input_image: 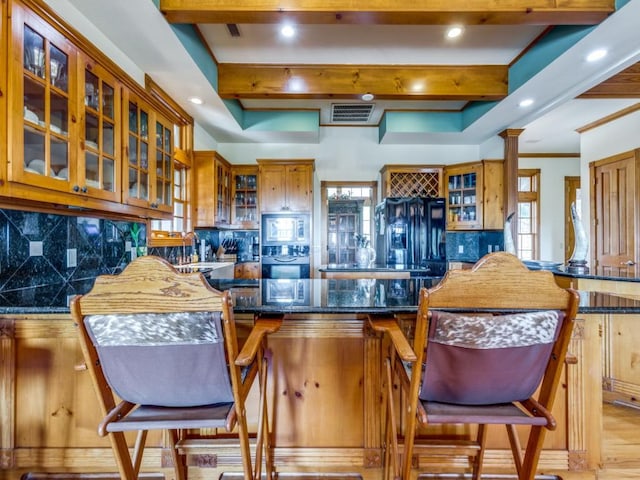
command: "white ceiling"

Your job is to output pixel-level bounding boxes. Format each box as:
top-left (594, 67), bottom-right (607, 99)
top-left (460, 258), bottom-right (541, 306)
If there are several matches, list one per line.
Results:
top-left (63, 0), bottom-right (640, 152)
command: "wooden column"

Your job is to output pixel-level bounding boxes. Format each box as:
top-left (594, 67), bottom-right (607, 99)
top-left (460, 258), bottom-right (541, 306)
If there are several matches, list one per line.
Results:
top-left (499, 129), bottom-right (523, 250)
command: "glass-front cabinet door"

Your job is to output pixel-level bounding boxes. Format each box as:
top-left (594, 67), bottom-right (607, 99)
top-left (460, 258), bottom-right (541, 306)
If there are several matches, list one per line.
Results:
top-left (231, 165), bottom-right (258, 226)
top-left (153, 114), bottom-right (174, 214)
top-left (10, 7), bottom-right (77, 192)
top-left (79, 57), bottom-right (121, 202)
top-left (444, 162), bottom-right (483, 230)
top-left (123, 91), bottom-right (151, 209)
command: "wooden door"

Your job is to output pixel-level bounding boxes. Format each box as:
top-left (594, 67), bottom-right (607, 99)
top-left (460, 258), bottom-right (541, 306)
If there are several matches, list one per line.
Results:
top-left (591, 150), bottom-right (639, 275)
top-left (259, 164), bottom-right (286, 212)
top-left (564, 176), bottom-right (581, 263)
top-left (285, 164), bottom-right (312, 212)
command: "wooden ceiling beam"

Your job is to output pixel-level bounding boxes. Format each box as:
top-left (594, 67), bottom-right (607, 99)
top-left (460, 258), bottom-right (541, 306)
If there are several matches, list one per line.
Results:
top-left (217, 64), bottom-right (508, 101)
top-left (160, 0), bottom-right (613, 25)
top-left (579, 63), bottom-right (640, 98)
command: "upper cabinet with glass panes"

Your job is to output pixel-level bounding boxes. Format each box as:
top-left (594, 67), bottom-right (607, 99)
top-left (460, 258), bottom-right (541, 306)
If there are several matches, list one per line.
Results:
top-left (79, 56), bottom-right (122, 202)
top-left (9, 6), bottom-right (77, 192)
top-left (443, 160), bottom-right (504, 231)
top-left (4, 0), bottom-right (189, 219)
top-left (122, 89), bottom-right (173, 214)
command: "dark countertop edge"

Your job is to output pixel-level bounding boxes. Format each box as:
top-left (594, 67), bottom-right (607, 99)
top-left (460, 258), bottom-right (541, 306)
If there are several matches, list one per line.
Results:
top-left (3, 305), bottom-right (639, 315)
top-left (552, 270), bottom-right (640, 282)
top-left (320, 264), bottom-right (640, 283)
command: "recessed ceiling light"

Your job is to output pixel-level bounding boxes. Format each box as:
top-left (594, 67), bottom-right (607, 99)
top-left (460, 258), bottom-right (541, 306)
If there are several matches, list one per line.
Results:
top-left (446, 26), bottom-right (464, 39)
top-left (188, 97), bottom-right (203, 105)
top-left (361, 93), bottom-right (374, 101)
top-left (288, 77), bottom-right (305, 92)
top-left (519, 98), bottom-right (534, 108)
top-left (281, 25), bottom-right (296, 37)
top-left (586, 48), bottom-right (607, 62)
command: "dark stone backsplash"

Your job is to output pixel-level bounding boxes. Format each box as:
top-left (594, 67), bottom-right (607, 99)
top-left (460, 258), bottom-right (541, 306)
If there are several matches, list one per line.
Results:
top-left (0, 208), bottom-right (149, 308)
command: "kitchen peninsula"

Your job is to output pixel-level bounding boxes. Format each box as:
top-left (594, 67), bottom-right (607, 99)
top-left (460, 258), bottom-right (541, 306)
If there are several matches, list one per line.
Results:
top-left (0, 266), bottom-right (631, 480)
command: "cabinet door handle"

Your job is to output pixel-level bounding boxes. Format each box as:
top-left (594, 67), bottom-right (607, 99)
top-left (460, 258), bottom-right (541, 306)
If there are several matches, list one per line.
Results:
top-left (72, 185), bottom-right (80, 192)
top-left (81, 186), bottom-right (88, 193)
top-left (621, 260), bottom-right (636, 266)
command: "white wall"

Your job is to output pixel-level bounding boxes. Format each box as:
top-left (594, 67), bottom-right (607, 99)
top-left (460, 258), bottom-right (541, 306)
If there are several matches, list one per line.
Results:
top-left (219, 127), bottom-right (484, 268)
top-left (519, 157), bottom-right (580, 262)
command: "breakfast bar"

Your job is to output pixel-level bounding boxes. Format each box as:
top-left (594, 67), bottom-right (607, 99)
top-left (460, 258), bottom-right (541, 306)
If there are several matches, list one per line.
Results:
top-left (1, 267), bottom-right (632, 480)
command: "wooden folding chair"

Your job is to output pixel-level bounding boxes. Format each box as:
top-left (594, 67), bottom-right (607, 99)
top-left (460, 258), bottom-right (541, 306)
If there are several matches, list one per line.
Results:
top-left (370, 252), bottom-right (579, 480)
top-left (71, 255), bottom-right (282, 480)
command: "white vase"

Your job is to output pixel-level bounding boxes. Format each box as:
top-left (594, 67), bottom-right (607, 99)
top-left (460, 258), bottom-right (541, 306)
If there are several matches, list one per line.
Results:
top-left (356, 247), bottom-right (376, 268)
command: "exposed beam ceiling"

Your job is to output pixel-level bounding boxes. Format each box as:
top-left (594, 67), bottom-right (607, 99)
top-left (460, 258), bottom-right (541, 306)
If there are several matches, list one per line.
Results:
top-left (160, 0), bottom-right (613, 25)
top-left (217, 64), bottom-right (508, 101)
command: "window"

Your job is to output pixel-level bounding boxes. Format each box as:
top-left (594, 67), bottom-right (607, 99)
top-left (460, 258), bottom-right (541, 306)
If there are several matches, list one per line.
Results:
top-left (144, 75), bottom-right (194, 246)
top-left (517, 169), bottom-right (540, 260)
top-left (149, 153), bottom-right (191, 240)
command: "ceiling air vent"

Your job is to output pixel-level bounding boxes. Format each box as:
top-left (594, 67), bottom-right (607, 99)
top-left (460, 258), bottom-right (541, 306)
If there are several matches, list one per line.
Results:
top-left (331, 103), bottom-right (374, 123)
top-left (226, 24), bottom-right (241, 37)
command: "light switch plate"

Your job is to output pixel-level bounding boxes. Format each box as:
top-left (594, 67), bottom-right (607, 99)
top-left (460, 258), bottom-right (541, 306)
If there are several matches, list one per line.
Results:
top-left (67, 248), bottom-right (77, 268)
top-left (458, 245), bottom-right (464, 254)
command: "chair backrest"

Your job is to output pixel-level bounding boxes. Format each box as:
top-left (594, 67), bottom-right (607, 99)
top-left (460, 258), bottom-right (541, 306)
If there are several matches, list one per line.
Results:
top-left (84, 311), bottom-right (233, 407)
top-left (421, 309), bottom-right (564, 404)
top-left (72, 256), bottom-right (237, 408)
top-left (412, 252), bottom-right (579, 406)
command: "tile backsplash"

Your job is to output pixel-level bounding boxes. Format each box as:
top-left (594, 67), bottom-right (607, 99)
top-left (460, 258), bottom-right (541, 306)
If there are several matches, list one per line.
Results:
top-left (0, 208), bottom-right (146, 307)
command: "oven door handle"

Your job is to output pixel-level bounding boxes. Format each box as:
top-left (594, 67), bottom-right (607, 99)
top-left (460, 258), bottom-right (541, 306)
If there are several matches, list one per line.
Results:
top-left (273, 256), bottom-right (299, 263)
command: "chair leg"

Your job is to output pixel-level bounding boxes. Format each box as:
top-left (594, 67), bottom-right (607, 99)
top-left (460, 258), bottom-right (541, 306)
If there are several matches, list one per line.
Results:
top-left (167, 429), bottom-right (187, 480)
top-left (109, 431), bottom-right (137, 480)
top-left (506, 424), bottom-right (524, 478)
top-left (471, 424), bottom-right (488, 480)
top-left (384, 357), bottom-right (401, 480)
top-left (132, 430), bottom-right (148, 477)
top-left (520, 425), bottom-right (548, 480)
top-left (255, 354), bottom-right (270, 480)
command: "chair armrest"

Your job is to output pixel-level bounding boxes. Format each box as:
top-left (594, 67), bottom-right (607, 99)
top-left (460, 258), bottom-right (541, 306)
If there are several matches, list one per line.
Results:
top-left (236, 314), bottom-right (283, 366)
top-left (368, 314), bottom-right (417, 362)
top-left (98, 401), bottom-right (136, 436)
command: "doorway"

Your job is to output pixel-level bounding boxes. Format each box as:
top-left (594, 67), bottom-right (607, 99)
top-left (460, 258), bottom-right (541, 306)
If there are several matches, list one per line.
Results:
top-left (320, 181), bottom-right (377, 266)
top-left (591, 149), bottom-right (640, 275)
top-left (564, 176), bottom-right (581, 263)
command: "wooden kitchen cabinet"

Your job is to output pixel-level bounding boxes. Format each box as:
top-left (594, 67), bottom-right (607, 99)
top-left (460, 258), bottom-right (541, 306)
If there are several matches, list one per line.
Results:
top-left (8, 4), bottom-right (79, 194)
top-left (380, 164), bottom-right (443, 198)
top-left (121, 89), bottom-right (173, 214)
top-left (444, 160), bottom-right (503, 230)
top-left (258, 159), bottom-right (314, 213)
top-left (3, 0), bottom-right (183, 219)
top-left (234, 261), bottom-right (260, 279)
top-left (231, 165), bottom-right (259, 227)
top-left (194, 150), bottom-right (232, 227)
top-left (78, 55), bottom-right (122, 203)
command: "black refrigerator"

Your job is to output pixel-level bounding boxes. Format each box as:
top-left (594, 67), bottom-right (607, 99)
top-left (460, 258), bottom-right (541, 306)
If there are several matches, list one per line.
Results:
top-left (374, 197), bottom-right (446, 274)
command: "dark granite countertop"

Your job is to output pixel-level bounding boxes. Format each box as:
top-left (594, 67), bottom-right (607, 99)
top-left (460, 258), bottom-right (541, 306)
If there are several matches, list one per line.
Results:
top-left (319, 263), bottom-right (445, 277)
top-left (553, 266), bottom-right (640, 283)
top-left (2, 277), bottom-right (640, 315)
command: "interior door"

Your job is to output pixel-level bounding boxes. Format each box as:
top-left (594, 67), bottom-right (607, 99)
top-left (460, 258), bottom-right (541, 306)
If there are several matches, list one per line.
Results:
top-left (592, 150), bottom-right (639, 275)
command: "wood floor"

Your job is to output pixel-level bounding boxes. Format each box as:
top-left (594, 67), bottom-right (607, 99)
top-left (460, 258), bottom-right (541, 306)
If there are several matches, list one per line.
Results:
top-left (597, 402), bottom-right (640, 479)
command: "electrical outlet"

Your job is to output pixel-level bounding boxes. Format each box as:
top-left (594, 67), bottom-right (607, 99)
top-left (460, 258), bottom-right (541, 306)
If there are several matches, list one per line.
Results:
top-left (66, 248), bottom-right (77, 268)
top-left (29, 241), bottom-right (43, 257)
